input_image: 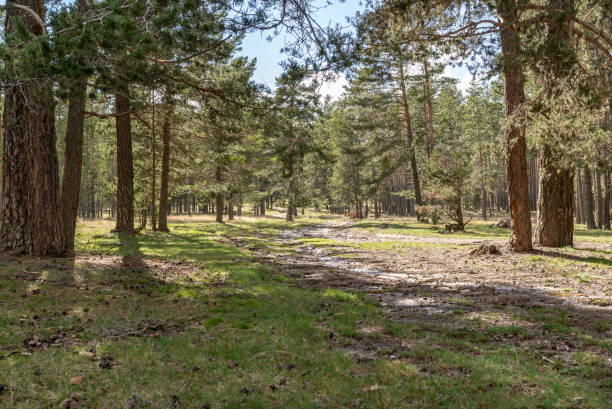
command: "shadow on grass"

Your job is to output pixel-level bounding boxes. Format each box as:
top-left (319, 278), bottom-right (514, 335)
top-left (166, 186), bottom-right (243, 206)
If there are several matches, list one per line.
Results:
top-left (533, 248), bottom-right (612, 267)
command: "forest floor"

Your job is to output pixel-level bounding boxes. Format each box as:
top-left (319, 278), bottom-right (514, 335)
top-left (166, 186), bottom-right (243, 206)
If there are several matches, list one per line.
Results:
top-left (0, 213), bottom-right (610, 408)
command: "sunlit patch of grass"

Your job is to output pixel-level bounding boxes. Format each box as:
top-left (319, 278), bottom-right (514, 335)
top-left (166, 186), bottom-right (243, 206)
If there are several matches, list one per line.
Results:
top-left (344, 240), bottom-right (458, 252)
top-left (323, 288), bottom-right (361, 303)
top-left (299, 237), bottom-right (338, 246)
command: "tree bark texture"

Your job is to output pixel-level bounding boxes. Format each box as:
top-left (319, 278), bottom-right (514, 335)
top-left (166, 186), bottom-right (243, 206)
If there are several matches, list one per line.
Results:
top-left (60, 78), bottom-right (87, 253)
top-left (497, 0), bottom-right (532, 251)
top-left (535, 147), bottom-right (574, 246)
top-left (114, 88), bottom-right (134, 232)
top-left (582, 166), bottom-right (596, 229)
top-left (59, 0), bottom-right (89, 253)
top-left (157, 83), bottom-right (172, 232)
top-left (1, 0), bottom-right (64, 256)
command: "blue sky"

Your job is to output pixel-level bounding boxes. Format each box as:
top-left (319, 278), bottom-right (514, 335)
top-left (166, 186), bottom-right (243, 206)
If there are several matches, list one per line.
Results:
top-left (238, 0), bottom-right (472, 99)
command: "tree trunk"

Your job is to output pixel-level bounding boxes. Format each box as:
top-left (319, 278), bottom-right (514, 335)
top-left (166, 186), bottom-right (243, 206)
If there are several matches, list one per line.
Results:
top-left (423, 56), bottom-right (435, 157)
top-left (1, 0), bottom-right (64, 256)
top-left (228, 193), bottom-right (234, 220)
top-left (158, 83), bottom-right (172, 232)
top-left (535, 147), bottom-right (574, 246)
top-left (60, 0), bottom-right (88, 253)
top-left (216, 195), bottom-right (223, 223)
top-left (456, 194), bottom-right (464, 230)
top-left (60, 79), bottom-right (87, 253)
top-left (286, 177), bottom-right (295, 222)
top-left (150, 93), bottom-right (157, 231)
top-left (594, 170), bottom-right (603, 228)
top-left (215, 166), bottom-right (223, 223)
top-left (114, 88), bottom-right (134, 233)
top-left (603, 170), bottom-right (610, 230)
top-left (582, 166), bottom-right (597, 229)
top-left (576, 168), bottom-right (584, 224)
top-left (398, 61), bottom-right (423, 206)
top-left (88, 129), bottom-right (95, 219)
top-left (497, 0), bottom-right (532, 251)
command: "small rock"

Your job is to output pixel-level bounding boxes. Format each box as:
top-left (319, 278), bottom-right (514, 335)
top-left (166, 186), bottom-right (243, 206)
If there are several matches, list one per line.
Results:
top-left (227, 360), bottom-right (238, 369)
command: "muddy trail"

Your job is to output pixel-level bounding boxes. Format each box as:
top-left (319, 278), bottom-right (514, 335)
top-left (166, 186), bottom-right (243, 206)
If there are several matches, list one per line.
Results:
top-left (234, 221), bottom-right (612, 364)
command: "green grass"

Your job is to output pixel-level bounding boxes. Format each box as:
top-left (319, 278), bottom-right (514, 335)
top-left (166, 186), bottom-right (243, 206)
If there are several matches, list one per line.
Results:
top-left (0, 217), bottom-right (610, 408)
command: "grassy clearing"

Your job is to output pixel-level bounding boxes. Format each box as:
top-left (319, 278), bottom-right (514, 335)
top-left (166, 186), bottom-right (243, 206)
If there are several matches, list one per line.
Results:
top-left (0, 216), bottom-right (610, 408)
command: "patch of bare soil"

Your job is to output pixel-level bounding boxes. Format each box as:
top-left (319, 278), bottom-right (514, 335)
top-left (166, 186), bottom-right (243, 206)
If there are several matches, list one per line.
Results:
top-left (246, 222), bottom-right (611, 366)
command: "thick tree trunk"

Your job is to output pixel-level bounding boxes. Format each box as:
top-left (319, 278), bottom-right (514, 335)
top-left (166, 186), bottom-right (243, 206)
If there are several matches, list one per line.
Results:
top-left (158, 83), bottom-right (172, 232)
top-left (114, 88), bottom-right (134, 233)
top-left (534, 0), bottom-right (575, 247)
top-left (497, 0), bottom-right (532, 251)
top-left (535, 147), bottom-right (574, 246)
top-left (60, 78), bottom-right (87, 253)
top-left (1, 0), bottom-right (63, 256)
top-left (1, 67), bottom-right (32, 253)
top-left (28, 85), bottom-right (65, 255)
top-left (582, 166), bottom-right (597, 229)
top-left (60, 0), bottom-right (88, 253)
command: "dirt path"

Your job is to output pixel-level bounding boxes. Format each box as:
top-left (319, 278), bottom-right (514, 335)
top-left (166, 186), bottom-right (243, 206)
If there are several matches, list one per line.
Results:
top-left (263, 222), bottom-right (609, 310)
top-left (240, 221), bottom-right (612, 353)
